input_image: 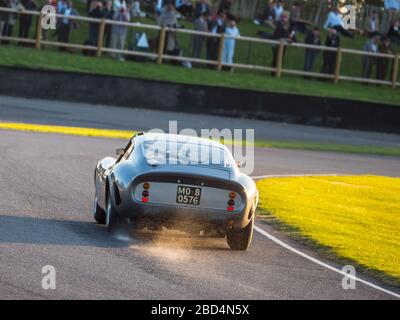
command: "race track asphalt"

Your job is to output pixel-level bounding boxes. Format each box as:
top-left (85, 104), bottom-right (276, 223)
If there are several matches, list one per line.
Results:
top-left (0, 96), bottom-right (399, 299)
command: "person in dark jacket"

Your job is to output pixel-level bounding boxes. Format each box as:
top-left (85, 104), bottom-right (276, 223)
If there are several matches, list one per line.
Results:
top-left (0, 0), bottom-right (9, 38)
top-left (321, 28), bottom-right (340, 75)
top-left (387, 19), bottom-right (400, 44)
top-left (218, 0), bottom-right (234, 19)
top-left (206, 10), bottom-right (226, 62)
top-left (102, 0), bottom-right (113, 48)
top-left (56, 0), bottom-right (79, 51)
top-left (88, 0), bottom-right (104, 45)
top-left (376, 36), bottom-right (393, 81)
top-left (194, 0), bottom-right (210, 19)
top-left (270, 12), bottom-right (295, 75)
top-left (18, 0), bottom-right (37, 41)
top-left (303, 27), bottom-right (321, 73)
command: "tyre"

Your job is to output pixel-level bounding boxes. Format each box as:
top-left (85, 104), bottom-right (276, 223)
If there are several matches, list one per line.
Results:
top-left (106, 192), bottom-right (121, 233)
top-left (93, 194), bottom-right (106, 224)
top-left (226, 217), bottom-right (254, 251)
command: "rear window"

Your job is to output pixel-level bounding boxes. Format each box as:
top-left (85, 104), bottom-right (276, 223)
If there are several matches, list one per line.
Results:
top-left (142, 140), bottom-right (233, 168)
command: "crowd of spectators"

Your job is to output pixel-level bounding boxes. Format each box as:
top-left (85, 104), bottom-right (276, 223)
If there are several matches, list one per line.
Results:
top-left (0, 0), bottom-right (399, 82)
top-left (255, 0), bottom-right (399, 81)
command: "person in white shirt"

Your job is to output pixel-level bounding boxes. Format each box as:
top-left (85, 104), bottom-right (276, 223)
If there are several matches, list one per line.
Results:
top-left (111, 3), bottom-right (130, 61)
top-left (382, 0), bottom-right (400, 33)
top-left (222, 18), bottom-right (239, 66)
top-left (364, 11), bottom-right (380, 36)
top-left (131, 1), bottom-right (146, 18)
top-left (272, 0), bottom-right (284, 22)
top-left (323, 7), bottom-right (353, 38)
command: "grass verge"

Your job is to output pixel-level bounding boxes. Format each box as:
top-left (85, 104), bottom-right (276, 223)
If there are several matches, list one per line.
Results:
top-left (256, 175), bottom-right (400, 286)
top-left (0, 45), bottom-right (400, 106)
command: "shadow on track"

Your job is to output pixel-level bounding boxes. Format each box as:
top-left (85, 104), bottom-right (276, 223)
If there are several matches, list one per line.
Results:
top-left (0, 214), bottom-right (230, 251)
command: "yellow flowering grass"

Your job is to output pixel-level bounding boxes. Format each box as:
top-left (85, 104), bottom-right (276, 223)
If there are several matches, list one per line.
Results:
top-left (256, 175), bottom-right (400, 286)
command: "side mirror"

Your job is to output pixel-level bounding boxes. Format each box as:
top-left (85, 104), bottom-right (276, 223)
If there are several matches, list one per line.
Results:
top-left (116, 148), bottom-right (125, 156)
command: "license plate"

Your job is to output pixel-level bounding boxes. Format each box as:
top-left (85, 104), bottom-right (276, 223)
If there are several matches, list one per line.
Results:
top-left (176, 185), bottom-right (201, 205)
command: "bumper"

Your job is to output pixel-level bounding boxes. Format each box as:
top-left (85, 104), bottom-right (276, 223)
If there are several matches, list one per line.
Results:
top-left (116, 200), bottom-right (252, 230)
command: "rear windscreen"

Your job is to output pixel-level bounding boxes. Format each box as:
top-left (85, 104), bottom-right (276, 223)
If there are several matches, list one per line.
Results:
top-left (142, 140), bottom-right (233, 168)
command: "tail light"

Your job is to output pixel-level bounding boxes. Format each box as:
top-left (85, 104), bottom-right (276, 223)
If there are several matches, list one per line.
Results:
top-left (141, 183), bottom-right (150, 203)
top-left (227, 192), bottom-right (236, 212)
top-left (143, 182), bottom-right (150, 190)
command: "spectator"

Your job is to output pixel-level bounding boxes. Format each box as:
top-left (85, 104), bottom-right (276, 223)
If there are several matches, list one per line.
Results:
top-left (191, 10), bottom-right (208, 58)
top-left (270, 11), bottom-right (295, 75)
top-left (388, 19), bottom-right (400, 44)
top-left (303, 26), bottom-right (321, 74)
top-left (323, 7), bottom-right (353, 38)
top-left (0, 0), bottom-right (9, 39)
top-left (18, 0), bottom-right (37, 40)
top-left (112, 0), bottom-right (125, 12)
top-left (377, 36), bottom-right (394, 80)
top-left (222, 18), bottom-right (239, 67)
top-left (2, 0), bottom-right (20, 44)
top-left (155, 0), bottom-right (164, 16)
top-left (321, 28), bottom-right (340, 75)
top-left (272, 0), bottom-right (284, 23)
top-left (159, 0), bottom-right (177, 27)
top-left (218, 0), bottom-right (232, 13)
top-left (361, 33), bottom-right (380, 79)
top-left (102, 0), bottom-right (114, 47)
top-left (110, 2), bottom-right (130, 60)
top-left (131, 1), bottom-right (146, 18)
top-left (194, 0), bottom-right (210, 19)
top-left (290, 1), bottom-right (307, 33)
top-left (88, 1), bottom-right (104, 45)
top-left (159, 0), bottom-right (179, 55)
top-left (381, 0), bottom-right (400, 34)
top-left (364, 10), bottom-right (380, 36)
top-left (206, 10), bottom-right (226, 62)
top-left (86, 0), bottom-right (93, 13)
top-left (56, 0), bottom-right (79, 51)
top-left (261, 0), bottom-right (274, 21)
top-left (57, 0), bottom-right (66, 12)
top-left (175, 0), bottom-right (192, 19)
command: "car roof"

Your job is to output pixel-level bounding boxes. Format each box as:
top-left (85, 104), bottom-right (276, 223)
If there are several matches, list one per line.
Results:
top-left (135, 132), bottom-right (229, 150)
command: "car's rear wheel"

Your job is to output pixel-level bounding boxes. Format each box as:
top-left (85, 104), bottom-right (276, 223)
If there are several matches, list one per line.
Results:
top-left (106, 193), bottom-right (122, 233)
top-left (93, 194), bottom-right (106, 224)
top-left (226, 217), bottom-right (254, 251)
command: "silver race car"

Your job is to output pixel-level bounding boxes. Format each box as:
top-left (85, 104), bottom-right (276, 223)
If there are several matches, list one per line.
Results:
top-left (93, 132), bottom-right (259, 250)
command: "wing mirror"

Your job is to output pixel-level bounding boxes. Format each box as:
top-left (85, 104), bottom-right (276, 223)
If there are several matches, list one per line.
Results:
top-left (116, 148), bottom-right (125, 156)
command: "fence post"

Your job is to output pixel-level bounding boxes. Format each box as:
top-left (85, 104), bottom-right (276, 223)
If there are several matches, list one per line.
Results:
top-left (334, 47), bottom-right (342, 84)
top-left (157, 27), bottom-right (166, 64)
top-left (275, 40), bottom-right (285, 78)
top-left (217, 33), bottom-right (225, 71)
top-left (35, 11), bottom-right (43, 49)
top-left (96, 18), bottom-right (106, 57)
top-left (391, 53), bottom-right (399, 88)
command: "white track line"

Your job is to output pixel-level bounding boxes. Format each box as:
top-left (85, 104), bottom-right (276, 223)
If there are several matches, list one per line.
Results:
top-left (254, 225), bottom-right (400, 299)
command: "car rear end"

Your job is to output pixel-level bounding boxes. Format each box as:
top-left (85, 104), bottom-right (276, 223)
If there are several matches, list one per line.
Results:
top-left (117, 171), bottom-right (253, 233)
